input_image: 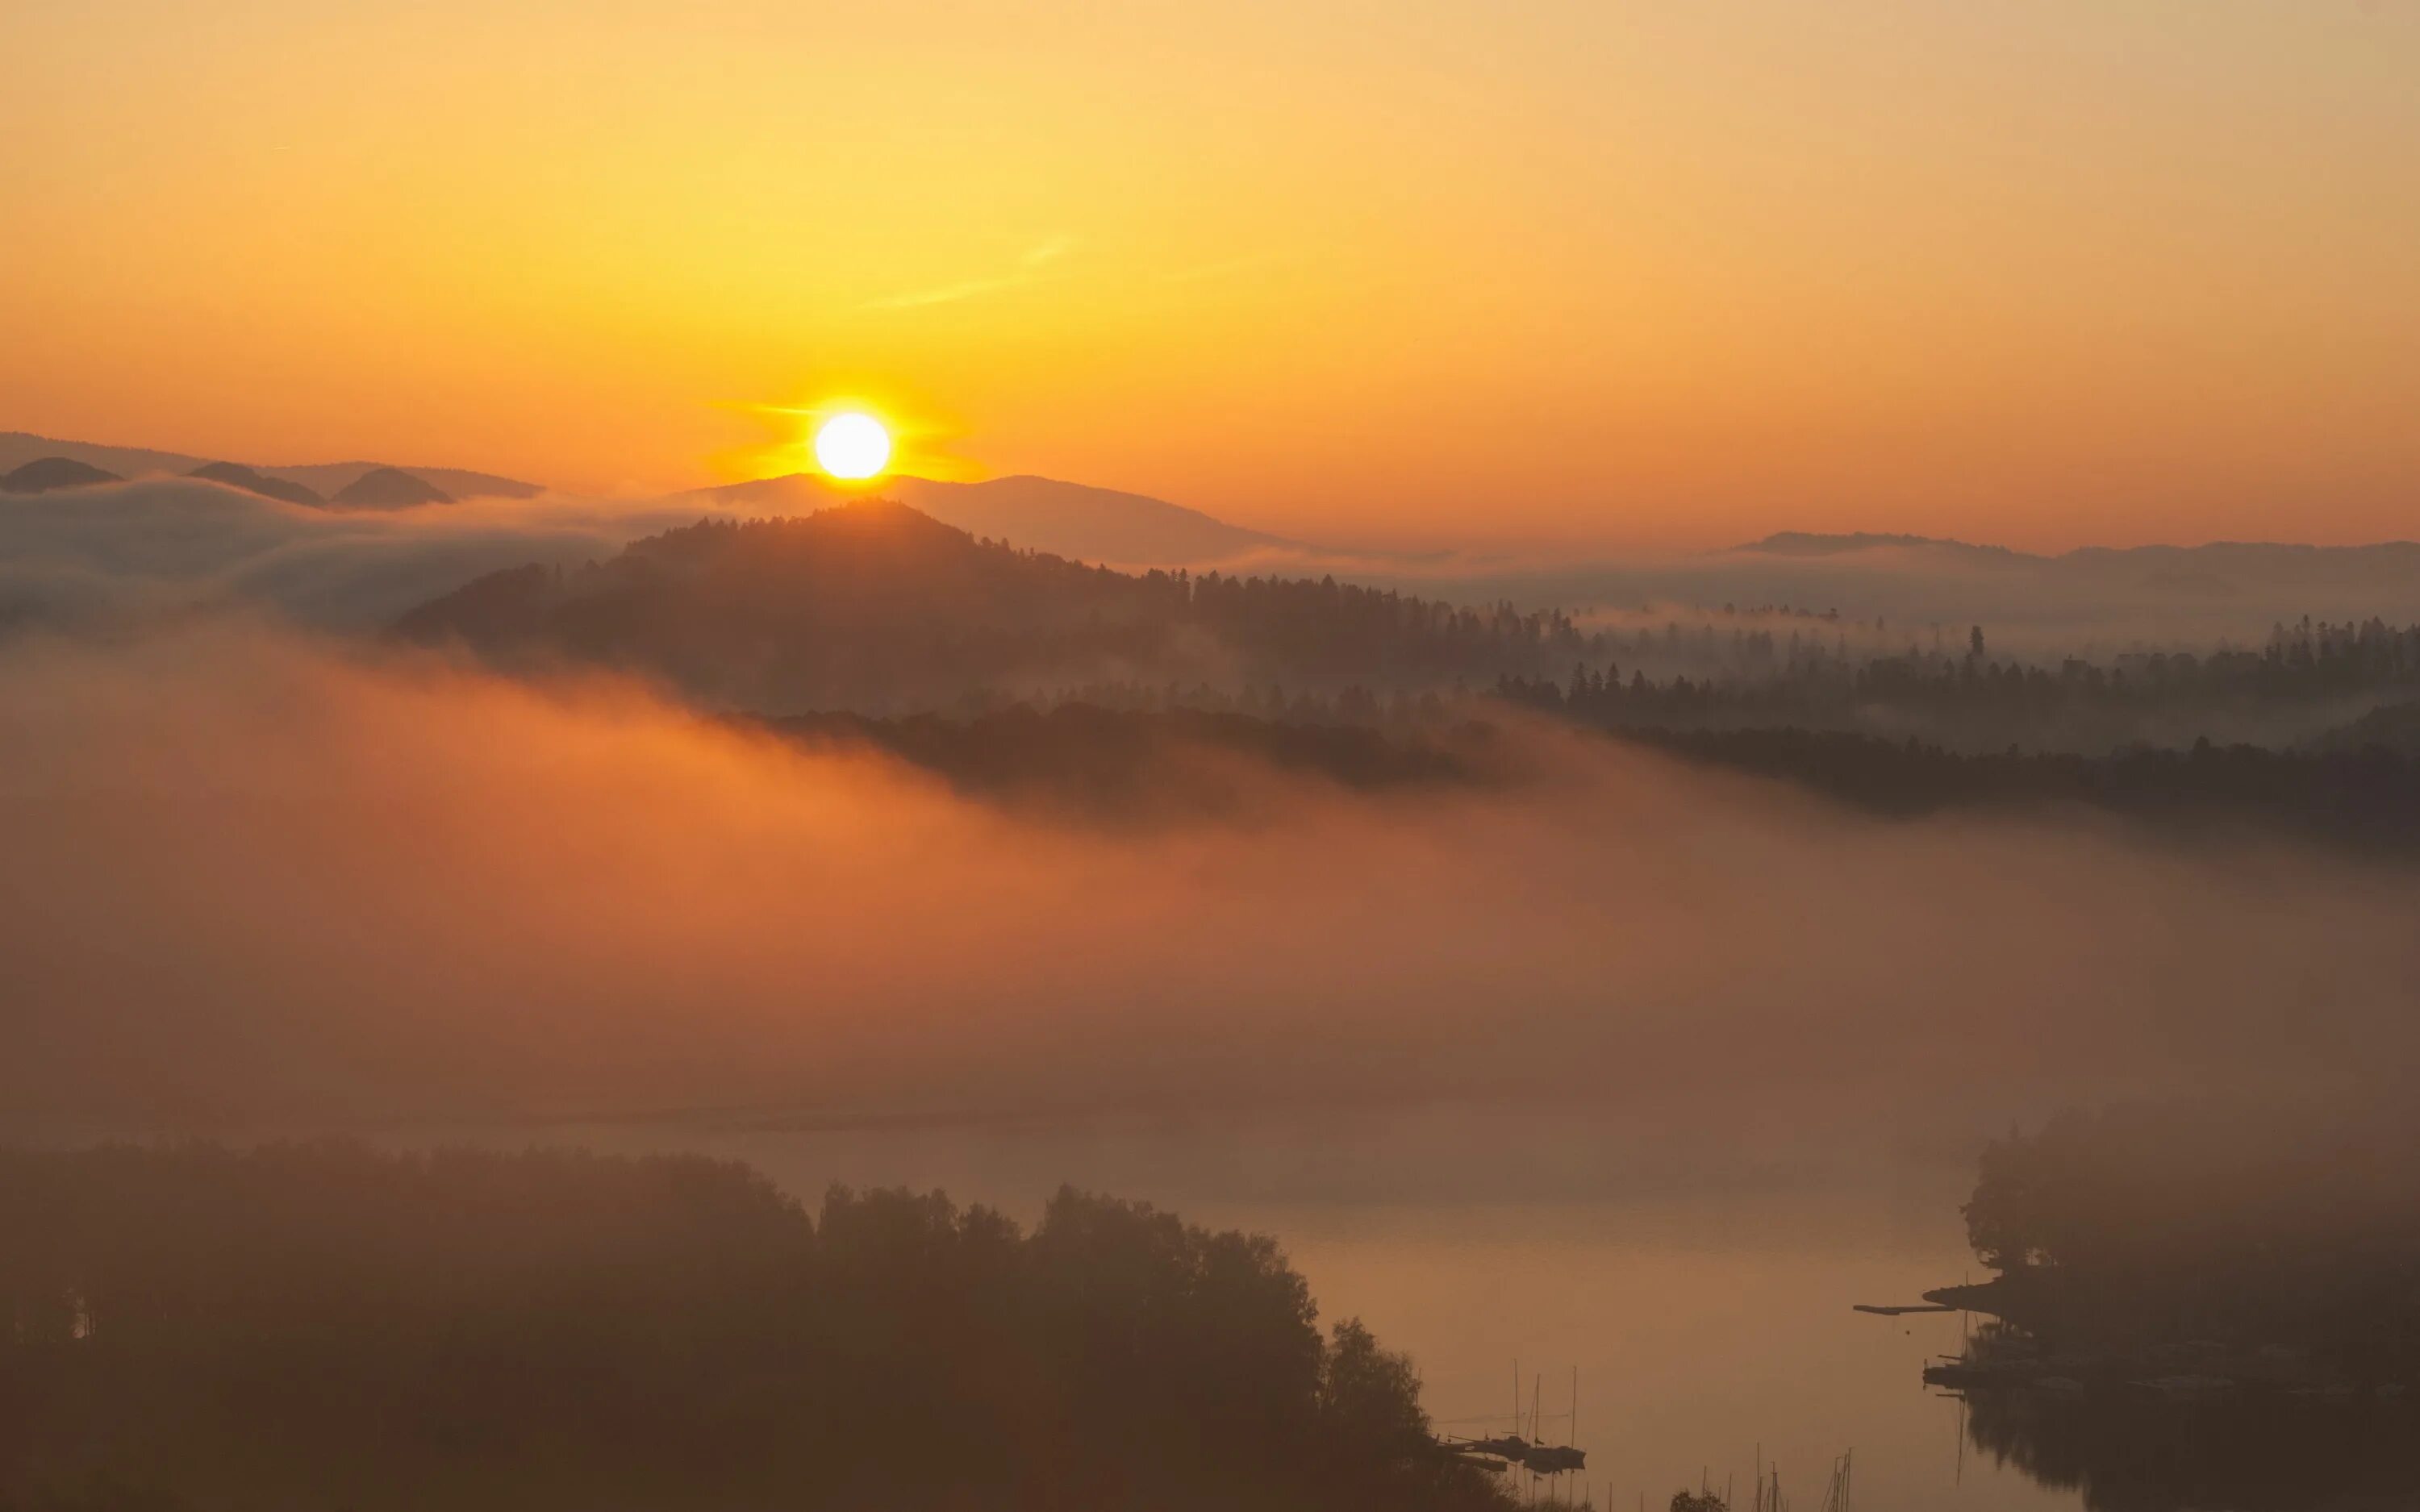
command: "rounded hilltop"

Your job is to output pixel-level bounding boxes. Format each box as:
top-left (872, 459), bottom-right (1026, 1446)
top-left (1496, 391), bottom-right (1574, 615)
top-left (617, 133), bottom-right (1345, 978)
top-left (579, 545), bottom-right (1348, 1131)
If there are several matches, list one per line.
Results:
top-left (2, 456), bottom-right (122, 494)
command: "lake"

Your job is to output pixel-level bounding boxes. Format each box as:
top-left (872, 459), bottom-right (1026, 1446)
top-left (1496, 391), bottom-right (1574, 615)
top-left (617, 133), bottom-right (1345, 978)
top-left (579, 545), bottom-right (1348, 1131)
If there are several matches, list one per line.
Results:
top-left (507, 1104), bottom-right (2084, 1512)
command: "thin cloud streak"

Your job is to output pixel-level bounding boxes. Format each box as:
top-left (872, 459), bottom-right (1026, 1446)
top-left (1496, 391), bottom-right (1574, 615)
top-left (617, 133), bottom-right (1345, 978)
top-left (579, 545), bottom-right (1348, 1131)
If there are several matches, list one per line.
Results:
top-left (862, 235), bottom-right (1076, 311)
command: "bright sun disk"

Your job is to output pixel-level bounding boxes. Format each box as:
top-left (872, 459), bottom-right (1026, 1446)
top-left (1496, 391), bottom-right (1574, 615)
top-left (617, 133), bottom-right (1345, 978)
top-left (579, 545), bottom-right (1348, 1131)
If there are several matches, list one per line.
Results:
top-left (813, 413), bottom-right (891, 481)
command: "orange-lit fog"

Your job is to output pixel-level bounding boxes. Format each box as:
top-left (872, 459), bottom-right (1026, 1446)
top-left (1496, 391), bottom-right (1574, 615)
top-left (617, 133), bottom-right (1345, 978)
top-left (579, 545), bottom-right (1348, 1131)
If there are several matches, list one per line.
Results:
top-left (5, 623), bottom-right (2414, 1135)
top-left (6, 3), bottom-right (2418, 550)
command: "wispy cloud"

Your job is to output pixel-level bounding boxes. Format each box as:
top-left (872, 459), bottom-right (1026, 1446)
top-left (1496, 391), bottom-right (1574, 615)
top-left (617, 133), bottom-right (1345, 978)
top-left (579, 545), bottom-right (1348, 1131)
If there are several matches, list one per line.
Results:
top-left (1020, 235), bottom-right (1074, 269)
top-left (862, 236), bottom-right (1075, 311)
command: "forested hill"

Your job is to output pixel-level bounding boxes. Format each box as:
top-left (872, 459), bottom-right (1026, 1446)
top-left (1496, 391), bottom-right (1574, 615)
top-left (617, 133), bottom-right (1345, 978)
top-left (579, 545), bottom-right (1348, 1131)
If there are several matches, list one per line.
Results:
top-left (1, 1143), bottom-right (1511, 1512)
top-left (396, 501), bottom-right (1593, 712)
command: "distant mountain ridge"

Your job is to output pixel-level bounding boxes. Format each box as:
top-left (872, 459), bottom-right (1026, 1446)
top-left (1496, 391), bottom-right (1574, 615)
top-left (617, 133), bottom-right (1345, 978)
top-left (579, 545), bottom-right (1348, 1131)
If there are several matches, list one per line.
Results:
top-left (188, 461), bottom-right (323, 507)
top-left (1740, 531), bottom-right (1994, 557)
top-left (1736, 529), bottom-right (2420, 573)
top-left (2, 456), bottom-right (122, 494)
top-left (685, 472), bottom-right (1294, 567)
top-left (330, 466), bottom-right (454, 509)
top-left (0, 432), bottom-right (540, 502)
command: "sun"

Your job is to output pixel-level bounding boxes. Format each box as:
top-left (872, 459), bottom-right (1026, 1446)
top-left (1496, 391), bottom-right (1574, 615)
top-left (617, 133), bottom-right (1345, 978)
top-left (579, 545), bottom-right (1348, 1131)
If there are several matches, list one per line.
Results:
top-left (813, 413), bottom-right (891, 481)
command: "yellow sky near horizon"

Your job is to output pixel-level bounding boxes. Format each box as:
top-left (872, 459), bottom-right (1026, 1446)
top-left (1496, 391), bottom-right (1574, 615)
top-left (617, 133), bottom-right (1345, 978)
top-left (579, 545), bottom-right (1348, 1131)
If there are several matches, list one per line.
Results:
top-left (3, 1), bottom-right (2415, 551)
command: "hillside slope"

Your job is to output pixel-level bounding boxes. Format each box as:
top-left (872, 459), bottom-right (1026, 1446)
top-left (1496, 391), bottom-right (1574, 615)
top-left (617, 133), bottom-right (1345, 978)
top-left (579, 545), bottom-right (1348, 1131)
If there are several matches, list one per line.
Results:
top-left (398, 501), bottom-right (1584, 712)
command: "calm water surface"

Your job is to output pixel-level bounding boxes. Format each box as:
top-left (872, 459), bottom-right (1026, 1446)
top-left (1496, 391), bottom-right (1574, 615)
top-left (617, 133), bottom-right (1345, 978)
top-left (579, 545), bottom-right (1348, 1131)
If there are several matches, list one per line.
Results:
top-left (515, 1107), bottom-right (2080, 1512)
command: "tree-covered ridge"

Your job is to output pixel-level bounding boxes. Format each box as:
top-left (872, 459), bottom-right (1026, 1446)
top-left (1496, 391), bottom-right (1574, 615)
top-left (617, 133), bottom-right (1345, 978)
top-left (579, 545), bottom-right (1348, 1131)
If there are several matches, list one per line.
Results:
top-left (398, 508), bottom-right (2420, 756)
top-left (1494, 615), bottom-right (2420, 753)
top-left (741, 701), bottom-right (2420, 855)
top-left (0, 1142), bottom-right (1508, 1512)
top-left (397, 502), bottom-right (1595, 712)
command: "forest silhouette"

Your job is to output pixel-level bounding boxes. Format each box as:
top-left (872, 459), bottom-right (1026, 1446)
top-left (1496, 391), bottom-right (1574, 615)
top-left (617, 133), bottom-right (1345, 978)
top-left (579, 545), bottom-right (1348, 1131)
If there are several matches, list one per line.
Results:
top-left (396, 502), bottom-right (1597, 712)
top-left (1960, 1105), bottom-right (2420, 1376)
top-left (0, 1142), bottom-right (1512, 1512)
top-left (746, 702), bottom-right (2420, 852)
top-left (1936, 1104), bottom-right (2420, 1510)
top-left (391, 502), bottom-right (2420, 841)
top-left (398, 502), bottom-right (2420, 752)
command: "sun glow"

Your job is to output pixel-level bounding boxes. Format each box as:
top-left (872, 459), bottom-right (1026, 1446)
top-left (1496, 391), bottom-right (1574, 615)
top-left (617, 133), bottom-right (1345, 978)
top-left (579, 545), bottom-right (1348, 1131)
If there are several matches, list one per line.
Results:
top-left (813, 413), bottom-right (892, 481)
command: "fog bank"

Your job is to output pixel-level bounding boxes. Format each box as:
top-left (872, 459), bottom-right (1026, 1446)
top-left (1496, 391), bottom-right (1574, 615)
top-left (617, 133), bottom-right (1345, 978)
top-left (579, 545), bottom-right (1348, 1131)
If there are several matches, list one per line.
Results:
top-left (5, 624), bottom-right (2413, 1139)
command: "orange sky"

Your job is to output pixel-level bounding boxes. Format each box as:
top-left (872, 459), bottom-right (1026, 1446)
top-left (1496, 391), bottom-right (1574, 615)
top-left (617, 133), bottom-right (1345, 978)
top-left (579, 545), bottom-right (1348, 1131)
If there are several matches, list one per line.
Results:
top-left (4, 2), bottom-right (2415, 551)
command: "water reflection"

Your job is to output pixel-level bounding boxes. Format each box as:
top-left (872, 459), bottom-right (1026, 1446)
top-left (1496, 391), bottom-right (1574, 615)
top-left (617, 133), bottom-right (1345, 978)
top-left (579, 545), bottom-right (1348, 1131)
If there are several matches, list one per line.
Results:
top-left (410, 1106), bottom-right (2420, 1512)
top-left (1963, 1389), bottom-right (2420, 1512)
top-left (487, 1107), bottom-right (2072, 1511)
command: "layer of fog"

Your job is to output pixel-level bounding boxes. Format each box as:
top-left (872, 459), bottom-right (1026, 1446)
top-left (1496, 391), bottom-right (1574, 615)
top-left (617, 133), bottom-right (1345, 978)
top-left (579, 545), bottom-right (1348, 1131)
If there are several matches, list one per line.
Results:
top-left (14, 478), bottom-right (2420, 667)
top-left (0, 478), bottom-right (714, 631)
top-left (1370, 539), bottom-right (2420, 660)
top-left (0, 475), bottom-right (1332, 635)
top-left (5, 622), bottom-right (2413, 1159)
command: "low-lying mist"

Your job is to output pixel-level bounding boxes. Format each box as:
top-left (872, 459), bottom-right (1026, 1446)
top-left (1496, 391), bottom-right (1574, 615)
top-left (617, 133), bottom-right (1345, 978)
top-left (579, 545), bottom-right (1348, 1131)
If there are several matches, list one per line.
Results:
top-left (5, 622), bottom-right (2414, 1148)
top-left (0, 477), bottom-right (745, 632)
top-left (15, 475), bottom-right (2420, 664)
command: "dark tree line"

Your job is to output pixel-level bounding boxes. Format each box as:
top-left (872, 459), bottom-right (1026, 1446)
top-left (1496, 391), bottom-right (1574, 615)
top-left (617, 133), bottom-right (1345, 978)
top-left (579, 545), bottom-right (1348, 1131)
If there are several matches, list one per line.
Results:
top-left (396, 504), bottom-right (1596, 713)
top-left (1951, 1106), bottom-right (2420, 1510)
top-left (748, 702), bottom-right (2420, 856)
top-left (1493, 616), bottom-right (2420, 753)
top-left (1003, 614), bottom-right (2420, 752)
top-left (1614, 727), bottom-right (2420, 857)
top-left (1961, 1106), bottom-right (2420, 1377)
top-left (394, 502), bottom-right (2420, 760)
top-left (759, 705), bottom-right (1500, 818)
top-left (1564, 611), bottom-right (2420, 690)
top-left (0, 1143), bottom-right (1509, 1512)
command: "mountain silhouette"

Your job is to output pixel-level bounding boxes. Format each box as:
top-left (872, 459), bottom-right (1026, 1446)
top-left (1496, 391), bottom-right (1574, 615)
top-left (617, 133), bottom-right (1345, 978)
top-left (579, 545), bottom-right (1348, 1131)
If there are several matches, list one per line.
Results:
top-left (1735, 531), bottom-right (2030, 566)
top-left (397, 499), bottom-right (1586, 713)
top-left (329, 466), bottom-right (454, 509)
top-left (686, 472), bottom-right (1291, 566)
top-left (189, 460), bottom-right (325, 507)
top-left (1, 456), bottom-right (121, 494)
top-left (904, 473), bottom-right (1293, 564)
top-left (1734, 529), bottom-right (2420, 584)
top-left (0, 432), bottom-right (540, 502)
top-left (280, 460), bottom-right (536, 502)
